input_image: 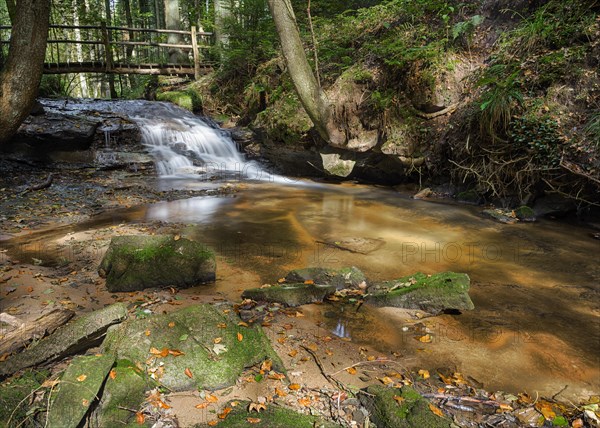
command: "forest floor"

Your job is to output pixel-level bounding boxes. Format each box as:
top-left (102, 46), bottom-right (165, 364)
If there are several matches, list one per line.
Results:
top-left (0, 159), bottom-right (598, 428)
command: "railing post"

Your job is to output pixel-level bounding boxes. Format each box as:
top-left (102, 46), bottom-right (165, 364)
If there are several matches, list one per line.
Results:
top-left (191, 25), bottom-right (201, 80)
top-left (101, 21), bottom-right (113, 73)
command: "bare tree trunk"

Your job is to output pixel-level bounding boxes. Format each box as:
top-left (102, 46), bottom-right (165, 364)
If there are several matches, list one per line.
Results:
top-left (214, 0), bottom-right (230, 50)
top-left (0, 0), bottom-right (51, 144)
top-left (104, 0), bottom-right (118, 98)
top-left (73, 0), bottom-right (88, 97)
top-left (164, 0), bottom-right (185, 63)
top-left (266, 0), bottom-right (345, 147)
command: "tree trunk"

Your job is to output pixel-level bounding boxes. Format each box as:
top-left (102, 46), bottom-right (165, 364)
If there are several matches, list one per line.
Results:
top-left (73, 0), bottom-right (88, 97)
top-left (214, 0), bottom-right (230, 50)
top-left (266, 0), bottom-right (345, 147)
top-left (164, 0), bottom-right (185, 63)
top-left (0, 0), bottom-right (51, 144)
top-left (104, 0), bottom-right (118, 98)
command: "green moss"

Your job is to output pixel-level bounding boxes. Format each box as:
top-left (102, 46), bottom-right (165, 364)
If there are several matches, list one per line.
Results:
top-left (194, 401), bottom-right (342, 427)
top-left (157, 89), bottom-right (203, 112)
top-left (242, 283), bottom-right (337, 307)
top-left (515, 205), bottom-right (536, 221)
top-left (456, 189), bottom-right (481, 204)
top-left (0, 370), bottom-right (49, 428)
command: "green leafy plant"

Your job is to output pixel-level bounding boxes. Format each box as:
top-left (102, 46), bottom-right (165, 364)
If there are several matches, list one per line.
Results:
top-left (509, 116), bottom-right (563, 168)
top-left (585, 110), bottom-right (600, 148)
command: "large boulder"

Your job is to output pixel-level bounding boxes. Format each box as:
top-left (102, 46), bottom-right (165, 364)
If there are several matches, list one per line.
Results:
top-left (366, 272), bottom-right (474, 313)
top-left (101, 304), bottom-right (283, 391)
top-left (98, 235), bottom-right (216, 292)
top-left (360, 385), bottom-right (452, 428)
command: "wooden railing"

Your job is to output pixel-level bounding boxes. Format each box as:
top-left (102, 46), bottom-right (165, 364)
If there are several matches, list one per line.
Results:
top-left (0, 23), bottom-right (214, 78)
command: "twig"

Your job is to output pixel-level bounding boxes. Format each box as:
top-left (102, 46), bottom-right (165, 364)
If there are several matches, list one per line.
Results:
top-left (328, 359), bottom-right (395, 377)
top-left (422, 393), bottom-right (504, 407)
top-left (300, 344), bottom-right (352, 394)
top-left (20, 174), bottom-right (54, 196)
top-left (551, 384), bottom-right (568, 400)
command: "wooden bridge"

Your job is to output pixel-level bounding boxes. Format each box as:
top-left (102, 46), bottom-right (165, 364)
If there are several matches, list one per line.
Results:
top-left (0, 24), bottom-right (214, 79)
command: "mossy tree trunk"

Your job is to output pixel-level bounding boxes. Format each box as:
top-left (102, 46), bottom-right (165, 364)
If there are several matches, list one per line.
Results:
top-left (0, 0), bottom-right (51, 144)
top-left (266, 0), bottom-right (346, 147)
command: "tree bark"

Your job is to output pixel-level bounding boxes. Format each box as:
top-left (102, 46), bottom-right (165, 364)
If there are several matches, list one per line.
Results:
top-left (104, 0), bottom-right (118, 98)
top-left (0, 0), bottom-right (51, 144)
top-left (266, 0), bottom-right (345, 147)
top-left (164, 0), bottom-right (185, 63)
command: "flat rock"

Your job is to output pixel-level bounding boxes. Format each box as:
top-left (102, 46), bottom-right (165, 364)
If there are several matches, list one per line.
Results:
top-left (98, 235), bottom-right (216, 292)
top-left (366, 272), bottom-right (474, 313)
top-left (321, 152), bottom-right (356, 177)
top-left (482, 208), bottom-right (518, 224)
top-left (320, 237), bottom-right (385, 254)
top-left (242, 283), bottom-right (337, 307)
top-left (47, 354), bottom-right (115, 428)
top-left (101, 304), bottom-right (283, 391)
top-left (284, 266), bottom-right (367, 289)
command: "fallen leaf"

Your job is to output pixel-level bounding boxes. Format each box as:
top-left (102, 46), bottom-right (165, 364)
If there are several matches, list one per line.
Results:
top-left (261, 360), bottom-right (272, 371)
top-left (213, 343), bottom-right (228, 355)
top-left (82, 398), bottom-right (89, 406)
top-left (206, 394), bottom-right (218, 403)
top-left (136, 412), bottom-right (145, 424)
top-left (159, 348), bottom-right (169, 357)
top-left (248, 402), bottom-right (267, 412)
top-left (168, 322), bottom-right (175, 328)
top-left (379, 376), bottom-right (394, 385)
top-left (298, 397), bottom-right (311, 407)
top-left (156, 399), bottom-right (171, 409)
top-left (277, 337), bottom-right (286, 344)
top-left (307, 343), bottom-right (318, 352)
top-left (174, 234), bottom-right (181, 241)
top-left (304, 280), bottom-right (314, 284)
top-left (218, 407), bottom-right (232, 419)
top-left (429, 403), bottom-right (444, 417)
top-left (418, 369), bottom-right (430, 379)
top-left (277, 278), bottom-right (285, 283)
top-left (184, 368), bottom-right (193, 378)
top-left (498, 403), bottom-right (513, 412)
top-left (238, 321), bottom-right (249, 327)
top-left (268, 373), bottom-right (285, 380)
top-left (237, 332), bottom-right (243, 341)
top-left (418, 334), bottom-right (432, 343)
top-left (535, 402), bottom-right (556, 420)
top-left (195, 402), bottom-right (210, 409)
top-left (169, 349), bottom-right (185, 357)
top-left (144, 329), bottom-right (151, 336)
top-left (289, 383), bottom-right (301, 391)
top-left (41, 379), bottom-right (59, 388)
top-left (109, 369), bottom-right (117, 380)
top-left (288, 349), bottom-right (298, 357)
top-left (367, 355), bottom-right (376, 361)
top-left (346, 367), bottom-right (357, 375)
top-left (217, 322), bottom-right (227, 328)
top-left (275, 387), bottom-right (287, 397)
top-left (214, 337), bottom-right (223, 344)
top-left (0, 353), bottom-right (9, 362)
top-left (76, 374), bottom-right (87, 382)
top-left (393, 395), bottom-right (405, 404)
top-left (572, 418), bottom-right (584, 428)
top-left (207, 420), bottom-right (218, 426)
top-left (247, 417), bottom-right (261, 424)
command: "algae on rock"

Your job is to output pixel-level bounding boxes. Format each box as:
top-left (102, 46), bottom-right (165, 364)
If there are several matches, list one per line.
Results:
top-left (102, 304), bottom-right (283, 391)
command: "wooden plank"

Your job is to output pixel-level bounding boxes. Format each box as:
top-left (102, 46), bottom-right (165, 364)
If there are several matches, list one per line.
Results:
top-left (42, 61), bottom-right (213, 76)
top-left (191, 25), bottom-right (201, 80)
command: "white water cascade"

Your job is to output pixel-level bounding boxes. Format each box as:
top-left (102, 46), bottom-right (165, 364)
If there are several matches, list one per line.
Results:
top-left (132, 103), bottom-right (255, 178)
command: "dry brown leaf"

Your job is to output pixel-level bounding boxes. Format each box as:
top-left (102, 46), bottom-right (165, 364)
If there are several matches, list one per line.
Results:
top-left (275, 387), bottom-right (287, 397)
top-left (82, 398), bottom-right (89, 406)
top-left (156, 399), bottom-right (171, 409)
top-left (207, 420), bottom-right (218, 426)
top-left (283, 324), bottom-right (293, 330)
top-left (76, 374), bottom-right (87, 382)
top-left (136, 412), bottom-right (145, 424)
top-left (174, 234), bottom-right (181, 241)
top-left (184, 368), bottom-right (193, 378)
top-left (214, 337), bottom-right (223, 344)
top-left (277, 278), bottom-right (285, 283)
top-left (418, 334), bottom-right (432, 343)
top-left (429, 403), bottom-right (444, 417)
top-left (169, 349), bottom-right (185, 357)
top-left (159, 348), bottom-right (169, 358)
top-left (418, 369), bottom-right (430, 379)
top-left (367, 355), bottom-right (376, 361)
top-left (218, 407), bottom-right (232, 419)
top-left (304, 280), bottom-right (314, 284)
top-left (109, 369), bottom-right (117, 380)
top-left (325, 349), bottom-right (333, 356)
top-left (277, 337), bottom-right (286, 344)
top-left (168, 322), bottom-right (175, 328)
top-left (237, 332), bottom-right (243, 341)
top-left (195, 402), bottom-right (210, 409)
top-left (144, 329), bottom-right (151, 337)
top-left (346, 367), bottom-right (357, 375)
top-left (261, 360), bottom-right (272, 371)
top-left (289, 383), bottom-right (301, 391)
top-left (238, 321), bottom-right (249, 327)
top-left (572, 418), bottom-right (584, 428)
top-left (393, 395), bottom-right (405, 404)
top-left (247, 417), bottom-right (261, 424)
top-left (41, 379), bottom-right (59, 388)
top-left (307, 343), bottom-right (318, 352)
top-left (535, 402), bottom-right (556, 420)
top-left (288, 349), bottom-right (298, 357)
top-left (268, 373), bottom-right (285, 380)
top-left (498, 403), bottom-right (513, 412)
top-left (380, 376), bottom-right (394, 385)
top-left (217, 322), bottom-right (227, 328)
top-left (248, 402), bottom-right (267, 412)
top-left (298, 397), bottom-right (311, 407)
top-left (206, 394), bottom-right (219, 403)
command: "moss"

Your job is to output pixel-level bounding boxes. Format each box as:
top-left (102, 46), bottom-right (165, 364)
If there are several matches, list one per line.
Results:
top-left (456, 189), bottom-right (481, 204)
top-left (242, 283), bottom-right (337, 307)
top-left (193, 401), bottom-right (342, 427)
top-left (361, 385), bottom-right (451, 428)
top-left (0, 370), bottom-right (49, 428)
top-left (102, 304), bottom-right (284, 391)
top-left (157, 89), bottom-right (203, 112)
top-left (515, 205), bottom-right (536, 221)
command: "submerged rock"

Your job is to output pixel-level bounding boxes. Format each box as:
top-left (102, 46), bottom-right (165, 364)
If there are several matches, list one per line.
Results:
top-left (320, 237), bottom-right (386, 254)
top-left (47, 354), bottom-right (115, 428)
top-left (360, 385), bottom-right (452, 428)
top-left (102, 304), bottom-right (283, 391)
top-left (366, 272), bottom-right (474, 313)
top-left (482, 208), bottom-right (518, 224)
top-left (242, 283), bottom-right (337, 307)
top-left (285, 266), bottom-right (367, 289)
top-left (98, 235), bottom-right (216, 292)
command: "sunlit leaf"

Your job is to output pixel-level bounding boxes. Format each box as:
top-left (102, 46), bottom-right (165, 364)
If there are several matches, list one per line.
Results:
top-left (535, 402), bottom-right (556, 420)
top-left (214, 337), bottom-right (222, 344)
top-left (346, 367), bottom-right (357, 375)
top-left (429, 403), bottom-right (444, 417)
top-left (418, 369), bottom-right (430, 379)
top-left (298, 397), bottom-right (311, 407)
top-left (109, 369), bottom-right (117, 380)
top-left (289, 383), bottom-right (301, 390)
top-left (393, 395), bottom-right (405, 404)
top-left (218, 407), bottom-right (232, 419)
top-left (76, 374), bottom-right (87, 382)
top-left (261, 360), bottom-right (272, 371)
top-left (268, 373), bottom-right (285, 380)
top-left (195, 402), bottom-right (210, 409)
top-left (288, 349), bottom-right (298, 357)
top-left (418, 334), bottom-right (432, 343)
top-left (248, 402), bottom-right (267, 412)
top-left (207, 420), bottom-right (218, 426)
top-left (275, 387), bottom-right (287, 397)
top-left (168, 322), bottom-right (175, 328)
top-left (206, 394), bottom-right (218, 403)
top-left (237, 332), bottom-right (243, 341)
top-left (247, 417), bottom-right (261, 424)
top-left (379, 376), bottom-right (394, 385)
top-left (184, 368), bottom-right (193, 378)
top-left (136, 412), bottom-right (145, 424)
top-left (238, 321), bottom-right (249, 327)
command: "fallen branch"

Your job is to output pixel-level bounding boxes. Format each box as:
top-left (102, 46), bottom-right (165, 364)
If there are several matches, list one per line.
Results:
top-left (300, 344), bottom-right (352, 394)
top-left (328, 359), bottom-right (395, 377)
top-left (422, 393), bottom-right (506, 408)
top-left (20, 173), bottom-right (54, 196)
top-left (415, 104), bottom-right (458, 120)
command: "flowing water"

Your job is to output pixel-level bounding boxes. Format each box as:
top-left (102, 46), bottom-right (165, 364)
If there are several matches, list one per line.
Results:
top-left (8, 100), bottom-right (600, 400)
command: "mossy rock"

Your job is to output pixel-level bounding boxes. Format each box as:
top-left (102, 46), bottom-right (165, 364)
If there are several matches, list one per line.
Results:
top-left (0, 369), bottom-right (49, 428)
top-left (194, 401), bottom-right (342, 427)
top-left (98, 235), bottom-right (216, 292)
top-left (482, 209), bottom-right (518, 224)
top-left (360, 385), bottom-right (452, 428)
top-left (456, 189), bottom-right (482, 205)
top-left (515, 205), bottom-right (536, 222)
top-left (242, 283), bottom-right (337, 307)
top-left (157, 89), bottom-right (202, 112)
top-left (320, 153), bottom-right (356, 177)
top-left (366, 272), bottom-right (474, 313)
top-left (92, 359), bottom-right (155, 427)
top-left (285, 266), bottom-right (367, 289)
top-left (47, 354), bottom-right (115, 428)
top-left (102, 304), bottom-right (283, 391)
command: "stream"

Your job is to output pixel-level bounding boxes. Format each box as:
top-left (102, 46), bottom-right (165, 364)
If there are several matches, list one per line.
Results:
top-left (3, 100), bottom-right (599, 402)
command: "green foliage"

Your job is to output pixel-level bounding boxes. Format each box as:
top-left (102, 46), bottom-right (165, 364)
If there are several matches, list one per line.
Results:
top-left (157, 89), bottom-right (203, 112)
top-left (0, 369), bottom-right (49, 428)
top-left (477, 64), bottom-right (524, 141)
top-left (509, 116), bottom-right (563, 168)
top-left (585, 111), bottom-right (600, 148)
top-left (452, 14), bottom-right (484, 46)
